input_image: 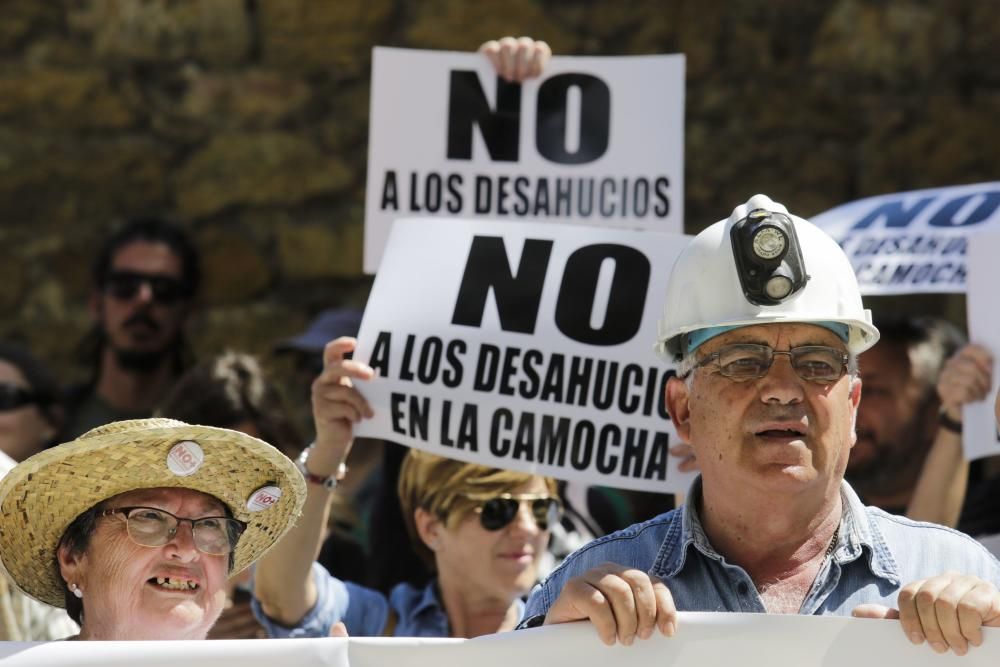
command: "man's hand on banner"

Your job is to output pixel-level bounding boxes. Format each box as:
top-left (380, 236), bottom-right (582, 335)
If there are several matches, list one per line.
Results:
top-left (329, 622), bottom-right (349, 638)
top-left (311, 337), bottom-right (375, 470)
top-left (852, 573), bottom-right (1000, 656)
top-left (478, 36), bottom-right (551, 82)
top-left (544, 563), bottom-right (677, 646)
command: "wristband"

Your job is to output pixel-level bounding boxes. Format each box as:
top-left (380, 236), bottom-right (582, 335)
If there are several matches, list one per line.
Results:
top-left (295, 444), bottom-right (348, 490)
top-left (938, 409), bottom-right (963, 435)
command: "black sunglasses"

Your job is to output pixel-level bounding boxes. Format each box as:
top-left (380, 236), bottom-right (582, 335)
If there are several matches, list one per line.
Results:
top-left (461, 493), bottom-right (562, 532)
top-left (104, 271), bottom-right (190, 305)
top-left (0, 384), bottom-right (41, 412)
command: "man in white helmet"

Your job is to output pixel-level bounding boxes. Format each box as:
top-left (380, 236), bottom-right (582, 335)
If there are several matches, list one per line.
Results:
top-left (520, 194), bottom-right (1000, 655)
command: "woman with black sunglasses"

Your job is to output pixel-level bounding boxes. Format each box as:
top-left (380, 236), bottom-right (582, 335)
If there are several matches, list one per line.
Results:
top-left (0, 341), bottom-right (63, 464)
top-left (251, 336), bottom-right (561, 638)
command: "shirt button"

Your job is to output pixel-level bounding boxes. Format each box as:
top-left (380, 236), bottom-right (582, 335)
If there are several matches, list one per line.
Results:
top-left (737, 582), bottom-right (749, 595)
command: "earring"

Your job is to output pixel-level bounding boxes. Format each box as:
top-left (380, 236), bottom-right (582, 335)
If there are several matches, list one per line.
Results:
top-left (70, 583), bottom-right (83, 599)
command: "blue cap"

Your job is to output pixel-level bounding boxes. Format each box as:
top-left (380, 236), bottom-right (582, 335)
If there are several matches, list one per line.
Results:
top-left (683, 322), bottom-right (851, 356)
top-left (275, 308), bottom-right (363, 354)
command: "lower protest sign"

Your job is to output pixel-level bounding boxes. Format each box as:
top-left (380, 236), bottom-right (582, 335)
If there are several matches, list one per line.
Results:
top-left (353, 217), bottom-right (696, 493)
top-left (1, 614), bottom-right (997, 666)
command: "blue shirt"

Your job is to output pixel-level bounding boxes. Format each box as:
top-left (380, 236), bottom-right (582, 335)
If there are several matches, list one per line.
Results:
top-left (522, 479), bottom-right (1000, 625)
top-left (253, 563), bottom-right (527, 637)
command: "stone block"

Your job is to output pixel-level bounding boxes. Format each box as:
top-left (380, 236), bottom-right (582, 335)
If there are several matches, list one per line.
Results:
top-left (196, 227), bottom-right (272, 304)
top-left (176, 69), bottom-right (313, 129)
top-left (258, 0), bottom-right (393, 74)
top-left (68, 0), bottom-right (251, 66)
top-left (173, 132), bottom-right (354, 217)
top-left (0, 131), bottom-right (170, 223)
top-left (277, 220), bottom-right (363, 280)
top-left (0, 68), bottom-right (136, 129)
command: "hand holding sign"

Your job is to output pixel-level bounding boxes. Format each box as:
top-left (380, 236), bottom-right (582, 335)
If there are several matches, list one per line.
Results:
top-left (938, 344), bottom-right (993, 423)
top-left (853, 573), bottom-right (1000, 656)
top-left (544, 563), bottom-right (677, 646)
top-left (310, 337), bottom-right (375, 475)
top-left (478, 36), bottom-right (551, 82)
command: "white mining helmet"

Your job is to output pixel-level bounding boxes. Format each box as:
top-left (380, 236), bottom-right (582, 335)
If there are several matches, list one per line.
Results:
top-left (655, 194), bottom-right (880, 361)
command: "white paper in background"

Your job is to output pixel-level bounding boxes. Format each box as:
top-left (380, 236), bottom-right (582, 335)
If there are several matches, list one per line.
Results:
top-left (811, 182), bottom-right (1000, 295)
top-left (964, 230), bottom-right (1000, 460)
top-left (354, 217), bottom-right (696, 494)
top-left (2, 614), bottom-right (998, 667)
top-left (364, 47), bottom-right (686, 272)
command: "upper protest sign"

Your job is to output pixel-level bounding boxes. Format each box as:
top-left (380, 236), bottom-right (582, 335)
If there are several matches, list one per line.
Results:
top-left (965, 229), bottom-right (1000, 461)
top-left (364, 47), bottom-right (686, 273)
top-left (810, 182), bottom-right (1000, 295)
top-left (353, 217), bottom-right (695, 494)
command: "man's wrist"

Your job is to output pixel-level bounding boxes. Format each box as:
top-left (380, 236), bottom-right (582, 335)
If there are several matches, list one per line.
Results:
top-left (938, 408), bottom-right (963, 435)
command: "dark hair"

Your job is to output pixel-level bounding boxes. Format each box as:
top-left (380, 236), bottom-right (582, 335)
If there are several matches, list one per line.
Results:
top-left (0, 340), bottom-right (63, 440)
top-left (92, 215), bottom-right (201, 297)
top-left (58, 506), bottom-right (101, 625)
top-left (872, 316), bottom-right (966, 401)
top-left (156, 352), bottom-right (303, 457)
top-left (58, 499), bottom-right (238, 624)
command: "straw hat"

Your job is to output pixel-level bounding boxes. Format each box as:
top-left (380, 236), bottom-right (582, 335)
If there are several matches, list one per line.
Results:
top-left (0, 418), bottom-right (305, 607)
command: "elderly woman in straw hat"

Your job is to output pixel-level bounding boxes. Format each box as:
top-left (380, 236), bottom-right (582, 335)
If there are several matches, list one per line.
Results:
top-left (0, 418), bottom-right (304, 640)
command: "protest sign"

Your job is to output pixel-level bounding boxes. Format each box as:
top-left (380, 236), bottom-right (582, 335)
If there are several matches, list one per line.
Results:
top-left (811, 182), bottom-right (1000, 295)
top-left (353, 217), bottom-right (695, 493)
top-left (2, 614), bottom-right (997, 666)
top-left (964, 230), bottom-right (1000, 460)
top-left (364, 47), bottom-right (686, 272)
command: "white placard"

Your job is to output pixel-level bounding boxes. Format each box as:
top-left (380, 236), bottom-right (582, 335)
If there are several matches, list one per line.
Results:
top-left (364, 47), bottom-right (686, 272)
top-left (811, 182), bottom-right (1000, 295)
top-left (964, 230), bottom-right (1000, 460)
top-left (2, 614), bottom-right (998, 666)
top-left (354, 217), bottom-right (696, 494)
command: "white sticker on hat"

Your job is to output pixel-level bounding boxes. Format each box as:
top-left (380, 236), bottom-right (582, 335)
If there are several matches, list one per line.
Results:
top-left (246, 485), bottom-right (282, 512)
top-left (167, 441), bottom-right (204, 477)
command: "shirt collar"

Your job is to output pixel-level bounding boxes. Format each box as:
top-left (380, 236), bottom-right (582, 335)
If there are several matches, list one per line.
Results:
top-left (651, 477), bottom-right (900, 586)
top-left (408, 579), bottom-right (445, 621)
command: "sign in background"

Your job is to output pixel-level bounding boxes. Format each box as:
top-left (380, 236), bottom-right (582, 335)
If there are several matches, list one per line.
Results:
top-left (964, 230), bottom-right (1000, 461)
top-left (2, 615), bottom-right (997, 666)
top-left (354, 218), bottom-right (695, 494)
top-left (811, 182), bottom-right (1000, 295)
top-left (364, 48), bottom-right (686, 272)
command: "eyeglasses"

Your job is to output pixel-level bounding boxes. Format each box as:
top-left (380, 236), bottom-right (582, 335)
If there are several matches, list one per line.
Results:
top-left (691, 344), bottom-right (850, 383)
top-left (0, 384), bottom-right (40, 411)
top-left (100, 506), bottom-right (246, 556)
top-left (461, 493), bottom-right (562, 532)
top-left (104, 271), bottom-right (190, 305)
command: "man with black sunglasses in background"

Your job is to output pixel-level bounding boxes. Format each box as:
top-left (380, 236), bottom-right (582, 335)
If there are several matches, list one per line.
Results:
top-left (63, 216), bottom-right (200, 439)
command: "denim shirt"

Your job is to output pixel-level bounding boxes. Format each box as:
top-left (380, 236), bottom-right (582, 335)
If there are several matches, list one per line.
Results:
top-left (253, 562), bottom-right (527, 637)
top-left (253, 563), bottom-right (450, 637)
top-left (522, 479), bottom-right (1000, 626)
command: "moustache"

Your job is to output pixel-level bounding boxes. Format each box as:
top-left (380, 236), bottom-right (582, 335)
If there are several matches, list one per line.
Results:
top-left (123, 311), bottom-right (160, 331)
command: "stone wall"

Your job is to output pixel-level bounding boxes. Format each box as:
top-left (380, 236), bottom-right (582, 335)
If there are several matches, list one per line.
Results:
top-left (2, 0), bottom-right (997, 382)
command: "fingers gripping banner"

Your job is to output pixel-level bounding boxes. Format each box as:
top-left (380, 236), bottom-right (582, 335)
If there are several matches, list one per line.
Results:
top-left (354, 218), bottom-right (696, 493)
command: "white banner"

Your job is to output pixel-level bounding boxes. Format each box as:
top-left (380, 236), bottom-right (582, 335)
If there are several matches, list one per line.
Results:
top-left (810, 182), bottom-right (1000, 295)
top-left (2, 614), bottom-right (998, 666)
top-left (364, 48), bottom-right (686, 272)
top-left (353, 217), bottom-right (696, 493)
top-left (964, 230), bottom-right (1000, 460)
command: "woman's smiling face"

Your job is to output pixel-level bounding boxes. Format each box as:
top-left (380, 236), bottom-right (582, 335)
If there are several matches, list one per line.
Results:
top-left (58, 487), bottom-right (231, 640)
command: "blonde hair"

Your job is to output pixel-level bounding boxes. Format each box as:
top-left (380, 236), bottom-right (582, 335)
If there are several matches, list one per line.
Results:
top-left (397, 450), bottom-right (557, 570)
